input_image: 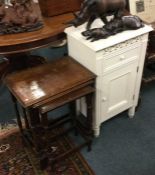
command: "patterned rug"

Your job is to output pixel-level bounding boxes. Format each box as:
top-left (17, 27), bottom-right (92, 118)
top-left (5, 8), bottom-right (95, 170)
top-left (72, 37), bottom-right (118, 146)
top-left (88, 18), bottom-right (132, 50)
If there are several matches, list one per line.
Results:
top-left (0, 128), bottom-right (95, 175)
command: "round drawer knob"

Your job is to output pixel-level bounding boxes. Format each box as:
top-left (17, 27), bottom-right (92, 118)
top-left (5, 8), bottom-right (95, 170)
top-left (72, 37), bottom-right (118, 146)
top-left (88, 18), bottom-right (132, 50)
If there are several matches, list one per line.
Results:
top-left (120, 55), bottom-right (125, 60)
top-left (102, 97), bottom-right (107, 102)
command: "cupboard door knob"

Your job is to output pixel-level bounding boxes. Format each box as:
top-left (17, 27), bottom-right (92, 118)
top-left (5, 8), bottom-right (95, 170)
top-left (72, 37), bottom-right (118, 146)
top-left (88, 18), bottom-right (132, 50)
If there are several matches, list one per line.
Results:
top-left (102, 97), bottom-right (107, 102)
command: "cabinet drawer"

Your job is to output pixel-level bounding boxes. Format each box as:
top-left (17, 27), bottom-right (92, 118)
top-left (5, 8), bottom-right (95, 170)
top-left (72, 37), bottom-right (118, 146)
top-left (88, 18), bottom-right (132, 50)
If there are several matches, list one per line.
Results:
top-left (103, 47), bottom-right (140, 72)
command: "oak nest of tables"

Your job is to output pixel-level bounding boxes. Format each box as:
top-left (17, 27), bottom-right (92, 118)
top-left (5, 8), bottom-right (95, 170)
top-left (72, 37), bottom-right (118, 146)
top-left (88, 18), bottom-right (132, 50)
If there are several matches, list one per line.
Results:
top-left (5, 56), bottom-right (96, 170)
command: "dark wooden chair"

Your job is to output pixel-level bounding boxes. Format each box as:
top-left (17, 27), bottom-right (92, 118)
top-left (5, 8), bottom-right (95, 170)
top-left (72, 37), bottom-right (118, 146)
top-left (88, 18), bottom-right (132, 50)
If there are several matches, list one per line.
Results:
top-left (143, 22), bottom-right (155, 83)
top-left (5, 56), bottom-right (96, 170)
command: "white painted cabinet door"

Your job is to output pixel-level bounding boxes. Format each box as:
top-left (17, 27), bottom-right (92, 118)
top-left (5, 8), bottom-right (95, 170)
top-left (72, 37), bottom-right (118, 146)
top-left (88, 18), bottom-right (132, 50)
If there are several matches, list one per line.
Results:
top-left (101, 62), bottom-right (138, 122)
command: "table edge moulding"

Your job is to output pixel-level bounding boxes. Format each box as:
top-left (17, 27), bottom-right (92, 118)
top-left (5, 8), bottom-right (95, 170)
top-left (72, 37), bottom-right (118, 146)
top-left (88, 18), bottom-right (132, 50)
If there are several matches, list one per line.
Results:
top-left (0, 14), bottom-right (74, 55)
top-left (0, 13), bottom-right (74, 73)
top-left (65, 19), bottom-right (153, 137)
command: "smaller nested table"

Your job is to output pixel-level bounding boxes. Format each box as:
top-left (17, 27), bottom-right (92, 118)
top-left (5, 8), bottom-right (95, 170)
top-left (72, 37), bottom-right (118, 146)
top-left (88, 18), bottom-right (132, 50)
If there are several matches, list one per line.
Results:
top-left (5, 56), bottom-right (96, 170)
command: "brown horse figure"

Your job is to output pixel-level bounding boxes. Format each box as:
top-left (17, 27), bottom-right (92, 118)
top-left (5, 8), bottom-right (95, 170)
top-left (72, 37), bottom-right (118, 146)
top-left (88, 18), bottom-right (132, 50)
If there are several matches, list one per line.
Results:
top-left (0, 0), bottom-right (5, 21)
top-left (1, 0), bottom-right (38, 28)
top-left (69, 0), bottom-right (126, 30)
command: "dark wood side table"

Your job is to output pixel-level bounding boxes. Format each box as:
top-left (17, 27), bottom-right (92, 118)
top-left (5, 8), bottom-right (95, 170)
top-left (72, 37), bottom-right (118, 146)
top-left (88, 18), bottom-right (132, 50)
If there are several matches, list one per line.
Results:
top-left (5, 56), bottom-right (96, 170)
top-left (0, 13), bottom-right (74, 72)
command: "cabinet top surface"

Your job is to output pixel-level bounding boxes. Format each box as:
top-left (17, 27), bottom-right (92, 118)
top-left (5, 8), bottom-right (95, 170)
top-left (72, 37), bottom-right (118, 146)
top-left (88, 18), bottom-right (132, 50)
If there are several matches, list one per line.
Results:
top-left (65, 19), bottom-right (153, 52)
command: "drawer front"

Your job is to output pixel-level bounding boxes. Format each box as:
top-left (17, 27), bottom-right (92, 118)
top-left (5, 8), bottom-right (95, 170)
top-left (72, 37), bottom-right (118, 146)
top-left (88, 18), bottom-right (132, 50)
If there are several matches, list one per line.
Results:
top-left (103, 47), bottom-right (141, 73)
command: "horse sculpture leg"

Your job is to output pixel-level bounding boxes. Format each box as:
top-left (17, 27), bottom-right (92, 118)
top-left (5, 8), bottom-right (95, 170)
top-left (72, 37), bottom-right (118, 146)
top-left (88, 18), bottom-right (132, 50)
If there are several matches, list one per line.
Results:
top-left (86, 15), bottom-right (97, 30)
top-left (100, 14), bottom-right (108, 25)
top-left (114, 9), bottom-right (124, 19)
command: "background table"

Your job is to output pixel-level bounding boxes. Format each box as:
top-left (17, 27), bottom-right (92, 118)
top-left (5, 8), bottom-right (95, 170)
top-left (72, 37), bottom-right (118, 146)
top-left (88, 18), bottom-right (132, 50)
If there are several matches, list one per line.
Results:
top-left (0, 13), bottom-right (74, 72)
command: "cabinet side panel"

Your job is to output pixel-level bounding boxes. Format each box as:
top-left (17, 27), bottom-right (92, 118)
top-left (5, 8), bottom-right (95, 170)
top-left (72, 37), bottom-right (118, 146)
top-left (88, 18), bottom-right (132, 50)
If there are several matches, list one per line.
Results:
top-left (133, 34), bottom-right (149, 107)
top-left (67, 35), bottom-right (97, 75)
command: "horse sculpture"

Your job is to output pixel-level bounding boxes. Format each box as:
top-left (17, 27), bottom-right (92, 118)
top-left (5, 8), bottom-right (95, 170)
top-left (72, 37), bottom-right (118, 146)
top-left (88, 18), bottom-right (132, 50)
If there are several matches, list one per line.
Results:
top-left (69, 0), bottom-right (126, 30)
top-left (0, 0), bottom-right (43, 35)
top-left (82, 16), bottom-right (144, 42)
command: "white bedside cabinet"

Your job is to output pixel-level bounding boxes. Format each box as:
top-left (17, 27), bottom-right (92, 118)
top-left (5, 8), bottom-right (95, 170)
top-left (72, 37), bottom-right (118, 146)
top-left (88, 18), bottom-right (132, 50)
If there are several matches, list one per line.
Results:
top-left (65, 20), bottom-right (152, 137)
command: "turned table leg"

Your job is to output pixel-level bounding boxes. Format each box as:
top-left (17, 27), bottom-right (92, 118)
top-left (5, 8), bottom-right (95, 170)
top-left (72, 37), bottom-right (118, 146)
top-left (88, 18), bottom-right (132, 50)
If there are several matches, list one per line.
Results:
top-left (22, 108), bottom-right (30, 130)
top-left (86, 92), bottom-right (94, 151)
top-left (10, 94), bottom-right (23, 133)
top-left (28, 108), bottom-right (48, 170)
top-left (27, 108), bottom-right (42, 150)
top-left (70, 101), bottom-right (78, 136)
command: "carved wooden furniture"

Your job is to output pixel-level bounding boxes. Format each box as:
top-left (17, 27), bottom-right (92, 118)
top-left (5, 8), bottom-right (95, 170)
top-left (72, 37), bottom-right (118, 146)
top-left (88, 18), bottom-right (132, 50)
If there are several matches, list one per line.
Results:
top-left (68, 0), bottom-right (126, 30)
top-left (65, 19), bottom-right (152, 136)
top-left (5, 56), bottom-right (96, 170)
top-left (127, 0), bottom-right (155, 83)
top-left (0, 13), bottom-right (74, 72)
top-left (142, 23), bottom-right (155, 83)
top-left (81, 16), bottom-right (144, 42)
top-left (0, 1), bottom-right (43, 35)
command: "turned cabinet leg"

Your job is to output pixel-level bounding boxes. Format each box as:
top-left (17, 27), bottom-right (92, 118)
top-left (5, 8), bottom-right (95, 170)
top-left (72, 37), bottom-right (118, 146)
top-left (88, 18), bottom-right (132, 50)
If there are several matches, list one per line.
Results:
top-left (93, 126), bottom-right (100, 137)
top-left (128, 106), bottom-right (136, 118)
top-left (10, 93), bottom-right (23, 133)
